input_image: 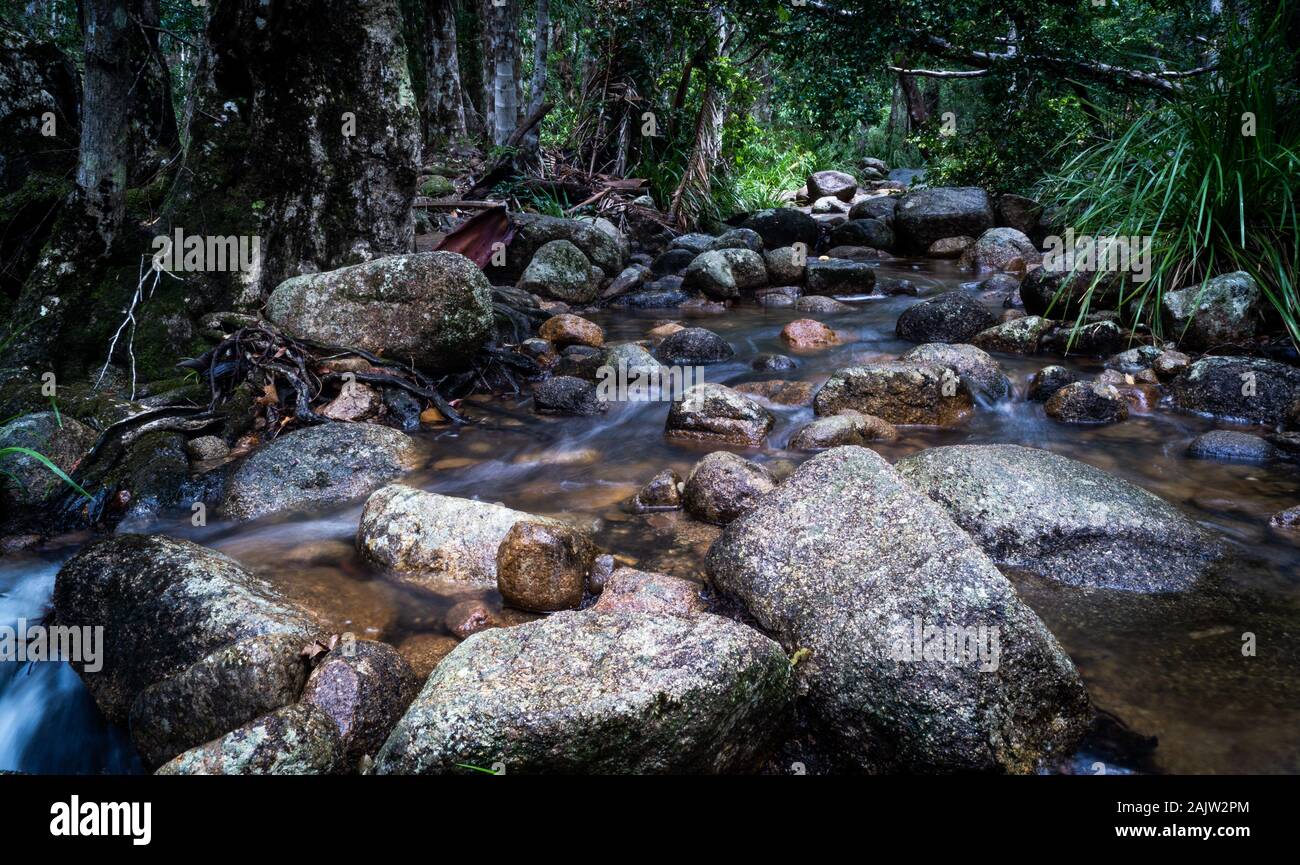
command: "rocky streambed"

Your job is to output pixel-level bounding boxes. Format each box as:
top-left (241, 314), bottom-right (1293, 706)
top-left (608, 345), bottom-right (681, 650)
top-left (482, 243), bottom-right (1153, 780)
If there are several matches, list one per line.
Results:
top-left (3, 193), bottom-right (1300, 775)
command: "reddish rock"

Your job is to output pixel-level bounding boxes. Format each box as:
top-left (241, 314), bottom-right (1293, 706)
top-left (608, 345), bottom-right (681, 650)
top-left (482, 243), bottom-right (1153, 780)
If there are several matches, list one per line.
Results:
top-left (780, 318), bottom-right (841, 350)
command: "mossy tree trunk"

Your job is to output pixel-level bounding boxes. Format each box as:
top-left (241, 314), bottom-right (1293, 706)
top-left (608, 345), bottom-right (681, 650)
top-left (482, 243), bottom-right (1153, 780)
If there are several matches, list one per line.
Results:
top-left (425, 0), bottom-right (467, 144)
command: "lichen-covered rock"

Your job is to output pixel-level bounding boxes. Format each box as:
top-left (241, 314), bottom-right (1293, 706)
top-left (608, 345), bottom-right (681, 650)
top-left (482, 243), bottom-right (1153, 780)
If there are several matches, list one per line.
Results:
top-left (590, 568), bottom-right (706, 617)
top-left (53, 534), bottom-right (318, 724)
top-left (519, 239), bottom-right (599, 303)
top-left (971, 315), bottom-right (1055, 354)
top-left (129, 633), bottom-right (310, 769)
top-left (805, 259), bottom-right (876, 295)
top-left (740, 208), bottom-right (818, 250)
top-left (219, 422), bottom-right (419, 521)
top-left (0, 411), bottom-right (96, 506)
top-left (357, 484), bottom-right (554, 586)
top-left (1161, 271), bottom-right (1262, 350)
top-left (496, 521), bottom-right (598, 612)
top-left (763, 246), bottom-right (807, 284)
top-left (156, 703), bottom-right (342, 776)
top-left (265, 252), bottom-right (492, 369)
top-left (300, 640), bottom-right (418, 770)
top-left (894, 187), bottom-right (995, 252)
top-left (665, 384), bottom-right (775, 446)
top-left (896, 291), bottom-right (997, 344)
top-left (682, 452), bottom-right (775, 525)
top-left (707, 447), bottom-right (1091, 772)
top-left (958, 227), bottom-right (1040, 272)
top-left (788, 410), bottom-right (897, 450)
top-left (681, 248), bottom-right (768, 299)
top-left (900, 343), bottom-right (1009, 400)
top-left (1170, 356), bottom-right (1300, 425)
top-left (1042, 319), bottom-right (1127, 356)
top-left (373, 611), bottom-right (794, 774)
top-left (813, 363), bottom-right (972, 426)
top-left (505, 213), bottom-right (628, 278)
top-left (896, 444), bottom-right (1223, 592)
top-left (1045, 381), bottom-right (1129, 424)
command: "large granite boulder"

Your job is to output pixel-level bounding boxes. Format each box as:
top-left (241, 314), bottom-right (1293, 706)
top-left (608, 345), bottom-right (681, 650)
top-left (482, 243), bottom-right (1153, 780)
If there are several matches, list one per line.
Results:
top-left (1170, 356), bottom-right (1300, 425)
top-left (813, 363), bottom-right (972, 426)
top-left (894, 187), bottom-right (995, 252)
top-left (1161, 271), bottom-right (1263, 350)
top-left (156, 703), bottom-right (342, 775)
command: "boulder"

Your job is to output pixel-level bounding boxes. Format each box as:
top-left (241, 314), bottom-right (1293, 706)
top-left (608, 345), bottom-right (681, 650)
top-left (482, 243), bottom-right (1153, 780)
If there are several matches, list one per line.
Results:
top-left (655, 327), bottom-right (734, 364)
top-left (1020, 267), bottom-right (1123, 319)
top-left (682, 248), bottom-right (768, 299)
top-left (788, 410), bottom-right (897, 450)
top-left (805, 259), bottom-right (876, 295)
top-left (518, 239), bottom-right (599, 303)
top-left (0, 411), bottom-right (96, 506)
top-left (829, 218), bottom-right (894, 251)
top-left (1161, 271), bottom-right (1263, 350)
top-left (665, 384), bottom-right (775, 446)
top-left (539, 314), bottom-right (604, 349)
top-left (707, 447), bottom-right (1091, 772)
top-left (733, 380), bottom-right (815, 406)
top-left (740, 208), bottom-right (818, 250)
top-left (53, 534), bottom-right (317, 724)
top-left (1045, 381), bottom-right (1129, 424)
top-left (651, 248), bottom-right (696, 277)
top-left (356, 484), bottom-right (555, 586)
top-left (900, 343), bottom-right (1010, 400)
top-left (265, 252), bottom-right (493, 369)
top-left (671, 233), bottom-right (715, 255)
top-left (590, 568), bottom-right (707, 617)
top-left (763, 246), bottom-right (807, 284)
top-left (373, 611), bottom-right (794, 774)
top-left (505, 213), bottom-right (627, 278)
top-left (814, 363), bottom-right (972, 426)
top-left (156, 703), bottom-right (342, 775)
top-left (848, 196), bottom-right (898, 225)
top-left (219, 422), bottom-right (419, 521)
top-left (129, 633), bottom-right (309, 769)
top-left (753, 353), bottom-right (798, 372)
top-left (896, 444), bottom-right (1223, 591)
top-left (807, 170), bottom-right (858, 202)
top-left (496, 521), bottom-right (598, 612)
top-left (927, 236), bottom-right (975, 258)
top-left (533, 376), bottom-right (607, 416)
top-left (681, 451), bottom-right (775, 525)
top-left (896, 291), bottom-right (998, 344)
top-left (959, 227), bottom-right (1040, 272)
top-left (1041, 320), bottom-right (1127, 356)
top-left (971, 315), bottom-right (1054, 354)
top-left (894, 187), bottom-right (995, 252)
top-left (1170, 356), bottom-right (1300, 425)
top-left (300, 640), bottom-right (418, 769)
top-left (1028, 365), bottom-right (1078, 402)
top-left (707, 228), bottom-right (764, 252)
top-left (1187, 430), bottom-right (1278, 464)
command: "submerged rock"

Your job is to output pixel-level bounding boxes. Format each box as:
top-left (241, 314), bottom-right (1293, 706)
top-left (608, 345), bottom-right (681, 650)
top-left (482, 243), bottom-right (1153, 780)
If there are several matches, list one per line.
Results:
top-left (356, 484), bottom-right (555, 586)
top-left (265, 252), bottom-right (493, 370)
top-left (373, 611), bottom-right (794, 774)
top-left (682, 451), bottom-right (775, 525)
top-left (1187, 430), bottom-right (1278, 464)
top-left (707, 446), bottom-right (1091, 772)
top-left (300, 640), bottom-right (418, 770)
top-left (896, 444), bottom-right (1223, 591)
top-left (53, 534), bottom-right (317, 724)
top-left (665, 384), bottom-right (775, 446)
top-left (156, 703), bottom-right (342, 776)
top-left (129, 633), bottom-right (310, 769)
top-left (813, 363), bottom-right (972, 426)
top-left (219, 422), bottom-right (419, 521)
top-left (1170, 356), bottom-right (1300, 425)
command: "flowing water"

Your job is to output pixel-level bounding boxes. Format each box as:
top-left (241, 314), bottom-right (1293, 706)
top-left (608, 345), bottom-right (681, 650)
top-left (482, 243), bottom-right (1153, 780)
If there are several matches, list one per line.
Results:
top-left (2, 258), bottom-right (1298, 774)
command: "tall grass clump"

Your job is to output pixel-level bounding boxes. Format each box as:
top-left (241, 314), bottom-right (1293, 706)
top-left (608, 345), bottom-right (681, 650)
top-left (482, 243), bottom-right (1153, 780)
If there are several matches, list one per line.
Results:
top-left (1037, 5), bottom-right (1300, 347)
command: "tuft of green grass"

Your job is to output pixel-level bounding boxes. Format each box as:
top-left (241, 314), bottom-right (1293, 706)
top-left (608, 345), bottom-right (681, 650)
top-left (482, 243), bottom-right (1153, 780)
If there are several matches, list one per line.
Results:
top-left (1036, 7), bottom-right (1300, 347)
top-left (0, 446), bottom-right (92, 499)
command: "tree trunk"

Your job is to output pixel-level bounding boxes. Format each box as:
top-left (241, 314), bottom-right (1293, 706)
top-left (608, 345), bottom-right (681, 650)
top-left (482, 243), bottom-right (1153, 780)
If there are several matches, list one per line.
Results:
top-left (480, 0), bottom-right (520, 145)
top-left (76, 0), bottom-right (176, 253)
top-left (178, 0), bottom-right (422, 308)
top-left (528, 0), bottom-right (550, 114)
top-left (425, 0), bottom-right (466, 143)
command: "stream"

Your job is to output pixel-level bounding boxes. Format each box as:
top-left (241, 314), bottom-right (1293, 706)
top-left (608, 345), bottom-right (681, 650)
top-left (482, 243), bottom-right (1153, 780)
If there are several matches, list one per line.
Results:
top-left (3, 257), bottom-right (1298, 775)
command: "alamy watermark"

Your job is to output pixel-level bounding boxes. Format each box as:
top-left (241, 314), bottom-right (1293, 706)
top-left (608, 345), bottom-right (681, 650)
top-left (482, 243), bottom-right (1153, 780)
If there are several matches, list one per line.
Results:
top-left (1042, 228), bottom-right (1152, 284)
top-left (151, 228), bottom-right (261, 273)
top-left (594, 362), bottom-right (706, 409)
top-left (0, 619), bottom-right (103, 673)
top-left (885, 615), bottom-right (1001, 672)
